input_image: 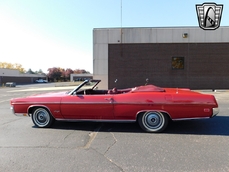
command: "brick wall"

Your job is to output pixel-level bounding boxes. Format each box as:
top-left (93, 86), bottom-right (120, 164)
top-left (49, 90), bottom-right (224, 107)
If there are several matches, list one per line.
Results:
top-left (108, 43), bottom-right (229, 89)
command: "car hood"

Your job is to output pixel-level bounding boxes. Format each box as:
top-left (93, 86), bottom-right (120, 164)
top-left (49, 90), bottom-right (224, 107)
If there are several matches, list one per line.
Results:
top-left (27, 91), bottom-right (68, 98)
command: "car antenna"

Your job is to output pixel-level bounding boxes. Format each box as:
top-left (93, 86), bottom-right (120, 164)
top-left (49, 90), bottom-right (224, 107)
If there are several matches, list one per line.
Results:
top-left (145, 78), bottom-right (149, 85)
top-left (115, 79), bottom-right (118, 88)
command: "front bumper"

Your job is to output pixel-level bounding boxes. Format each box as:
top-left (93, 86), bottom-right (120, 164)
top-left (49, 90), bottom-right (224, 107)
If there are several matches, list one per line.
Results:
top-left (10, 106), bottom-right (29, 117)
top-left (10, 106), bottom-right (15, 115)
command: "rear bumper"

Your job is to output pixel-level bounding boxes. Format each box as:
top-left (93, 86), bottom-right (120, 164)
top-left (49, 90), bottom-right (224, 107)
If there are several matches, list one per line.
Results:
top-left (212, 107), bottom-right (219, 117)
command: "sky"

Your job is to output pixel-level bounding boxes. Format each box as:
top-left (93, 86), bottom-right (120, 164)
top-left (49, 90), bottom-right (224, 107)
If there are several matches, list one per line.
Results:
top-left (0, 0), bottom-right (228, 73)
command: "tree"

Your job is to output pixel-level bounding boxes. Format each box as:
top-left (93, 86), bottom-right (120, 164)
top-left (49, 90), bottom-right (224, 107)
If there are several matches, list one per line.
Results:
top-left (26, 69), bottom-right (35, 74)
top-left (64, 68), bottom-right (74, 80)
top-left (59, 68), bottom-right (65, 81)
top-left (0, 62), bottom-right (26, 73)
top-left (38, 69), bottom-right (44, 74)
top-left (73, 69), bottom-right (90, 74)
top-left (47, 67), bottom-right (90, 82)
top-left (14, 63), bottom-right (25, 73)
top-left (47, 67), bottom-right (62, 81)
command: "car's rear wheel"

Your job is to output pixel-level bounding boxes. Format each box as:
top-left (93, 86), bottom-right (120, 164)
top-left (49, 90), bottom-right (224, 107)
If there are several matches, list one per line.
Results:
top-left (138, 111), bottom-right (168, 133)
top-left (32, 108), bottom-right (54, 128)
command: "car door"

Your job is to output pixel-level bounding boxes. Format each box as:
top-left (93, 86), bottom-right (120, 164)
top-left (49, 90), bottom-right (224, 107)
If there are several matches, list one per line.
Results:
top-left (60, 94), bottom-right (114, 120)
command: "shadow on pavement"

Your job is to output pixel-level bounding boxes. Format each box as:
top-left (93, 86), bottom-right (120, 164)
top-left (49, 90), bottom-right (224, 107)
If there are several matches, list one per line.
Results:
top-left (166, 116), bottom-right (229, 136)
top-left (41, 115), bottom-right (229, 136)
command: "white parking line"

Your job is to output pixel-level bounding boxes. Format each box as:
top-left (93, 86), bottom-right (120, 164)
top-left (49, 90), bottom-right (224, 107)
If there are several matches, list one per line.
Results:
top-left (0, 99), bottom-right (11, 103)
top-left (7, 86), bottom-right (76, 92)
top-left (82, 125), bottom-right (102, 149)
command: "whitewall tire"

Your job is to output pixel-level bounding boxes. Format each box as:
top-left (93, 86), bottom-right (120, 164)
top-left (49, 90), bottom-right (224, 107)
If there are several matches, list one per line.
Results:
top-left (138, 111), bottom-right (169, 133)
top-left (32, 108), bottom-right (54, 128)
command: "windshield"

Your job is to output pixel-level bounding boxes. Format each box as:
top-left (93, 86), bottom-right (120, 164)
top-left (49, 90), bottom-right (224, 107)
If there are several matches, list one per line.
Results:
top-left (78, 80), bottom-right (99, 91)
top-left (68, 79), bottom-right (100, 95)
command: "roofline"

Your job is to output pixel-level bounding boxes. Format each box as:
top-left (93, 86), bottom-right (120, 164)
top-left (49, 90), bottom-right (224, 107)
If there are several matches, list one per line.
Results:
top-left (93, 26), bottom-right (229, 30)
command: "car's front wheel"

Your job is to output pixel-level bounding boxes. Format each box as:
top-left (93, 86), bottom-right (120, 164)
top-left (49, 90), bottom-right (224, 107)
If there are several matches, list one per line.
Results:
top-left (138, 111), bottom-right (169, 133)
top-left (32, 108), bottom-right (54, 128)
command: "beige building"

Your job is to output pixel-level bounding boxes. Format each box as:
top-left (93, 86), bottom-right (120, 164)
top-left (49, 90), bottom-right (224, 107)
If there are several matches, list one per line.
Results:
top-left (0, 68), bottom-right (47, 86)
top-left (93, 26), bottom-right (229, 89)
top-left (70, 73), bottom-right (93, 82)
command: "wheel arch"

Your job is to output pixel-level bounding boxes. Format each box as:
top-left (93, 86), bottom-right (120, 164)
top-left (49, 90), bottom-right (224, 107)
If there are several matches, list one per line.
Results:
top-left (136, 110), bottom-right (172, 121)
top-left (28, 105), bottom-right (54, 118)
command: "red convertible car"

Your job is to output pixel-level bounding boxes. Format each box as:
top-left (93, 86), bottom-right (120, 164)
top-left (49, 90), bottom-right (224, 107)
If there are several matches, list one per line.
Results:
top-left (10, 80), bottom-right (219, 133)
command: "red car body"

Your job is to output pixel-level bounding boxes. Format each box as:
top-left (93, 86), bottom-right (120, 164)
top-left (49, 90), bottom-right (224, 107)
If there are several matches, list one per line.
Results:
top-left (10, 80), bottom-right (219, 133)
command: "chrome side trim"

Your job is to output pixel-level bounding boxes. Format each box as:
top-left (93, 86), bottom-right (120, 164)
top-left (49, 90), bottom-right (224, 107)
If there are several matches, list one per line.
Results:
top-left (172, 117), bottom-right (209, 121)
top-left (11, 102), bottom-right (60, 105)
top-left (11, 101), bottom-right (217, 106)
top-left (55, 118), bottom-right (136, 123)
top-left (59, 102), bottom-right (217, 106)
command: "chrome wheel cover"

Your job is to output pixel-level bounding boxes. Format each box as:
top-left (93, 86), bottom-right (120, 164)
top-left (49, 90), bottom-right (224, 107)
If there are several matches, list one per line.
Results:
top-left (142, 111), bottom-right (164, 131)
top-left (32, 108), bottom-right (50, 127)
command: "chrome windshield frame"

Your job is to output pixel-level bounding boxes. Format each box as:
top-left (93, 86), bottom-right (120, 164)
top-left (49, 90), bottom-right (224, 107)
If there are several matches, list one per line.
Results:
top-left (68, 79), bottom-right (101, 95)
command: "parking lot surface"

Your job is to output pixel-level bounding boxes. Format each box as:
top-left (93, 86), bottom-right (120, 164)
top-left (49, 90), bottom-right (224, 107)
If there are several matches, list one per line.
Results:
top-left (0, 84), bottom-right (229, 172)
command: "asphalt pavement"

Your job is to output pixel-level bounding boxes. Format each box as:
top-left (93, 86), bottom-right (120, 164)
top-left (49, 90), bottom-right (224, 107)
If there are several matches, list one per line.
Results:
top-left (0, 83), bottom-right (229, 172)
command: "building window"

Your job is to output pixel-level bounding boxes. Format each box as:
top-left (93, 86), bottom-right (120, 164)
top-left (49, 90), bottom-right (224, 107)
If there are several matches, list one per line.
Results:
top-left (172, 57), bottom-right (184, 69)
